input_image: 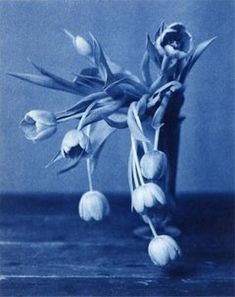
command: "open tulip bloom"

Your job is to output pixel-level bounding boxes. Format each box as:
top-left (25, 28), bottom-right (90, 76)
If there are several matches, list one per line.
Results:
top-left (10, 22), bottom-right (216, 265)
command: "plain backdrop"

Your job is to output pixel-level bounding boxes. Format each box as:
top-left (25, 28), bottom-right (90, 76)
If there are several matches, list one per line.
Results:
top-left (0, 0), bottom-right (234, 195)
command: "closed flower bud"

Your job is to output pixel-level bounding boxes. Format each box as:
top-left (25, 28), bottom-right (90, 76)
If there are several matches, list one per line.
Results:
top-left (64, 29), bottom-right (92, 56)
top-left (148, 235), bottom-right (181, 266)
top-left (132, 183), bottom-right (166, 214)
top-left (74, 35), bottom-right (92, 56)
top-left (140, 151), bottom-right (167, 180)
top-left (61, 129), bottom-right (90, 158)
top-left (78, 191), bottom-right (110, 221)
top-left (20, 110), bottom-right (57, 141)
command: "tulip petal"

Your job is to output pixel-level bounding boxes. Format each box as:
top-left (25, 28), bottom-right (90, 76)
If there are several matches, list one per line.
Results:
top-left (152, 184), bottom-right (166, 205)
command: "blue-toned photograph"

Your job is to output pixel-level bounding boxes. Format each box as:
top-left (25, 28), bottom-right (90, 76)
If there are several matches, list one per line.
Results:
top-left (0, 0), bottom-right (234, 296)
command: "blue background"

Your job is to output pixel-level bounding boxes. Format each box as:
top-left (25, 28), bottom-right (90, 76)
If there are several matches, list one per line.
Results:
top-left (0, 0), bottom-right (234, 195)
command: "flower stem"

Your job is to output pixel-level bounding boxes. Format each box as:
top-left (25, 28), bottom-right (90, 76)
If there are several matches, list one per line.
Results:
top-left (154, 124), bottom-right (163, 151)
top-left (144, 215), bottom-right (158, 238)
top-left (132, 104), bottom-right (148, 153)
top-left (86, 158), bottom-right (93, 192)
top-left (131, 136), bottom-right (144, 185)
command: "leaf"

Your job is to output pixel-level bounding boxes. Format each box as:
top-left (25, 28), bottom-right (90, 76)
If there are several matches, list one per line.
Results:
top-left (29, 60), bottom-right (82, 92)
top-left (57, 153), bottom-right (83, 175)
top-left (89, 33), bottom-right (114, 85)
top-left (45, 151), bottom-right (63, 168)
top-left (179, 37), bottom-right (217, 82)
top-left (104, 109), bottom-right (128, 129)
top-left (88, 120), bottom-right (116, 173)
top-left (79, 99), bottom-right (124, 129)
top-left (80, 67), bottom-right (100, 77)
top-left (74, 74), bottom-right (104, 88)
top-left (127, 102), bottom-right (150, 143)
top-left (151, 95), bottom-right (171, 128)
top-left (136, 94), bottom-right (149, 115)
top-left (7, 72), bottom-right (80, 95)
top-left (60, 91), bottom-right (108, 114)
top-left (154, 21), bottom-right (166, 41)
top-left (141, 51), bottom-right (152, 87)
top-left (105, 77), bottom-right (148, 96)
top-left (146, 34), bottom-right (162, 69)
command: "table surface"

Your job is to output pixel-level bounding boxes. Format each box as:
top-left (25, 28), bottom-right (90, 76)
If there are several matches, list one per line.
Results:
top-left (0, 193), bottom-right (234, 297)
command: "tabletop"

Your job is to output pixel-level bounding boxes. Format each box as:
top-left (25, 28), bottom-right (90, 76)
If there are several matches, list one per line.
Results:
top-left (0, 193), bottom-right (234, 296)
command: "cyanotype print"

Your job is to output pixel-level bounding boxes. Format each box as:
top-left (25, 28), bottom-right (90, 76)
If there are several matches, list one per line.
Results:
top-left (0, 0), bottom-right (234, 296)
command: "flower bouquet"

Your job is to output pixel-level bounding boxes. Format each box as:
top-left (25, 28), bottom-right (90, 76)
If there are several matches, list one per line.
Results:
top-left (9, 22), bottom-right (215, 266)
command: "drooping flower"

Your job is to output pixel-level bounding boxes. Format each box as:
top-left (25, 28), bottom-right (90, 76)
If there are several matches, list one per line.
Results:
top-left (132, 183), bottom-right (166, 214)
top-left (148, 235), bottom-right (181, 266)
top-left (20, 110), bottom-right (57, 141)
top-left (61, 129), bottom-right (90, 159)
top-left (78, 191), bottom-right (110, 221)
top-left (140, 151), bottom-right (167, 180)
top-left (156, 23), bottom-right (192, 59)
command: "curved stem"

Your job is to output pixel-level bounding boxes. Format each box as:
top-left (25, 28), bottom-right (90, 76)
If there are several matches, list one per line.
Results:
top-left (131, 136), bottom-right (144, 185)
top-left (132, 104), bottom-right (148, 153)
top-left (77, 101), bottom-right (97, 130)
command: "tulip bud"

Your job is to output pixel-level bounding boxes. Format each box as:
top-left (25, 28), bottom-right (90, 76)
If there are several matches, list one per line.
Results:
top-left (20, 110), bottom-right (57, 141)
top-left (78, 191), bottom-right (110, 221)
top-left (64, 29), bottom-right (92, 56)
top-left (74, 36), bottom-right (92, 56)
top-left (148, 235), bottom-right (181, 266)
top-left (140, 151), bottom-right (167, 180)
top-left (61, 129), bottom-right (90, 158)
top-left (132, 183), bottom-right (166, 214)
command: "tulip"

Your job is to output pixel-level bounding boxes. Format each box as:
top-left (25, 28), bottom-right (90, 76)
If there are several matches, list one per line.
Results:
top-left (20, 110), bottom-right (57, 141)
top-left (132, 183), bottom-right (166, 214)
top-left (78, 191), bottom-right (110, 221)
top-left (156, 23), bottom-right (192, 59)
top-left (61, 129), bottom-right (90, 158)
top-left (64, 29), bottom-right (92, 56)
top-left (148, 235), bottom-right (181, 266)
top-left (140, 151), bottom-right (167, 180)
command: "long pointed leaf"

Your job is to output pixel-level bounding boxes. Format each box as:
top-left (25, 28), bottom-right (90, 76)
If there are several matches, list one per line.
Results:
top-left (29, 60), bottom-right (81, 92)
top-left (58, 154), bottom-right (83, 175)
top-left (88, 33), bottom-right (114, 85)
top-left (179, 37), bottom-right (216, 82)
top-left (146, 34), bottom-right (162, 68)
top-left (45, 151), bottom-right (63, 168)
top-left (141, 51), bottom-right (152, 86)
top-left (7, 72), bottom-right (79, 94)
top-left (88, 120), bottom-right (116, 173)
